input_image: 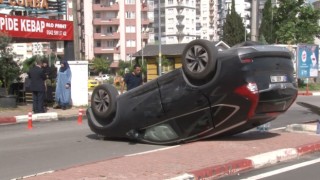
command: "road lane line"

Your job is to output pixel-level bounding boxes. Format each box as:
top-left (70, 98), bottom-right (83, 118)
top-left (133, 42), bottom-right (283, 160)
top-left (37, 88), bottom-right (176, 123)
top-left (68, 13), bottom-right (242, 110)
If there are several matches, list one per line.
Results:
top-left (12, 170), bottom-right (55, 180)
top-left (125, 145), bottom-right (180, 157)
top-left (241, 158), bottom-right (320, 180)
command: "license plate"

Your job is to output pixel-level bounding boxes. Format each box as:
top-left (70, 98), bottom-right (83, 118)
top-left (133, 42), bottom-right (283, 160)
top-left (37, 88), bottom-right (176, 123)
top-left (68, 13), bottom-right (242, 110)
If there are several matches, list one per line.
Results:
top-left (270, 75), bottom-right (287, 83)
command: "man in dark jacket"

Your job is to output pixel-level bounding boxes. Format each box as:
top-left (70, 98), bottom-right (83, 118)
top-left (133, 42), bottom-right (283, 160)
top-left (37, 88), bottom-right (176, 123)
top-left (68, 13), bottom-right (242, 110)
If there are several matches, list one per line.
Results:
top-left (28, 59), bottom-right (46, 113)
top-left (120, 64), bottom-right (143, 94)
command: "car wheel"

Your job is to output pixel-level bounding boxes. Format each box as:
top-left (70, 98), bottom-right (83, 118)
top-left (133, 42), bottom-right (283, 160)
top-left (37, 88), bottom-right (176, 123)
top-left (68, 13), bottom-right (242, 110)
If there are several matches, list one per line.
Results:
top-left (182, 39), bottom-right (218, 84)
top-left (91, 84), bottom-right (118, 121)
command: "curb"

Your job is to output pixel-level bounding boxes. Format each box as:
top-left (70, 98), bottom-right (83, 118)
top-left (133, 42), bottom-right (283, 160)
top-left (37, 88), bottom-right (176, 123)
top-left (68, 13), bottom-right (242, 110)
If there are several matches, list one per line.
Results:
top-left (58, 114), bottom-right (87, 121)
top-left (285, 123), bottom-right (318, 133)
top-left (0, 112), bottom-right (87, 125)
top-left (298, 92), bottom-right (320, 96)
top-left (0, 112), bottom-right (58, 125)
top-left (171, 141), bottom-right (320, 180)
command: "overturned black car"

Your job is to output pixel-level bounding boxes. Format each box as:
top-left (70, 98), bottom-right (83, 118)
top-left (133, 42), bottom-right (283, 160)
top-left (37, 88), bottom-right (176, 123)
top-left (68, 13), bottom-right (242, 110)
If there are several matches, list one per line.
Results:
top-left (86, 39), bottom-right (298, 145)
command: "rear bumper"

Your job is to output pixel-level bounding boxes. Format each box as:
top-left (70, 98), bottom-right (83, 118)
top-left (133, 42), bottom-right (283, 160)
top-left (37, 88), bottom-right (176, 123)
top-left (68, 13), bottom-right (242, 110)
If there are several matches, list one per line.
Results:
top-left (256, 83), bottom-right (298, 113)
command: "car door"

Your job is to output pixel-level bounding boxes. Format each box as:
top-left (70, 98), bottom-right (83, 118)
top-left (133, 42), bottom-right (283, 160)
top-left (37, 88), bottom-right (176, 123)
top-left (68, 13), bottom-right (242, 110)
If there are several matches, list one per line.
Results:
top-left (154, 69), bottom-right (214, 141)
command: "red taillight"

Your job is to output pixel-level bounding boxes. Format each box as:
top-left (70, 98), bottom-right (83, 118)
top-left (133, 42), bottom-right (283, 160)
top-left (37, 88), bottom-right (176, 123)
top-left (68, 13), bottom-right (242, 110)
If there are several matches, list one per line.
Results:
top-left (241, 58), bottom-right (253, 63)
top-left (234, 83), bottom-right (259, 118)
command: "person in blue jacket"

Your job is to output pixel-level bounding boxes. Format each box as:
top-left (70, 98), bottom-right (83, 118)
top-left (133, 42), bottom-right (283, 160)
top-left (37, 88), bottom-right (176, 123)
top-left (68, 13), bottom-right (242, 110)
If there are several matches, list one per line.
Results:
top-left (54, 60), bottom-right (72, 110)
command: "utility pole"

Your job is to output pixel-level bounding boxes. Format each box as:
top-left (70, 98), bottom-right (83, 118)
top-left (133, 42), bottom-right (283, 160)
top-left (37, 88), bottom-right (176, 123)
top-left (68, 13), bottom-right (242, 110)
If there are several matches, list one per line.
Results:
top-left (72, 0), bottom-right (80, 60)
top-left (251, 0), bottom-right (259, 41)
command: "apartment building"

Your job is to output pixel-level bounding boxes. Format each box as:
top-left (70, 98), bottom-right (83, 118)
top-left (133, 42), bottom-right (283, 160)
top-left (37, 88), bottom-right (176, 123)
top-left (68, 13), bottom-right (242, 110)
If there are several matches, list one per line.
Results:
top-left (83, 0), bottom-right (150, 62)
top-left (195, 0), bottom-right (225, 41)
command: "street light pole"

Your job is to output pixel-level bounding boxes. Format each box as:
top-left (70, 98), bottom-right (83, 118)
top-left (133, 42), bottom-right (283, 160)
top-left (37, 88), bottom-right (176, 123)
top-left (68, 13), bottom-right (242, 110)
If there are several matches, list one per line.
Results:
top-left (141, 29), bottom-right (144, 66)
top-left (158, 0), bottom-right (162, 76)
top-left (72, 0), bottom-right (80, 60)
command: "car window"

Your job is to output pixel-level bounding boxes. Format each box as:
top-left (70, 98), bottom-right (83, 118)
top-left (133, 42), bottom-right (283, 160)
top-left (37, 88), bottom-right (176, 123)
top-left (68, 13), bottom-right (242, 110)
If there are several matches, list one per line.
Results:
top-left (142, 110), bottom-right (213, 142)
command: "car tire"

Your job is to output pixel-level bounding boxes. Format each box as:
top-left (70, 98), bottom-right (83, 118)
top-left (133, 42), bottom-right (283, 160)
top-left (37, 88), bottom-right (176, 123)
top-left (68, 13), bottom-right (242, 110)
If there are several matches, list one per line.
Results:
top-left (182, 39), bottom-right (218, 84)
top-left (91, 84), bottom-right (118, 121)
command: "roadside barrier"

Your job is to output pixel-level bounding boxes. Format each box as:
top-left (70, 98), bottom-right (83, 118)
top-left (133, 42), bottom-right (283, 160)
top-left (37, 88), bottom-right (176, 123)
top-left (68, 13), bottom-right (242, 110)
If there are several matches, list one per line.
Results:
top-left (78, 108), bottom-right (83, 125)
top-left (27, 112), bottom-right (32, 129)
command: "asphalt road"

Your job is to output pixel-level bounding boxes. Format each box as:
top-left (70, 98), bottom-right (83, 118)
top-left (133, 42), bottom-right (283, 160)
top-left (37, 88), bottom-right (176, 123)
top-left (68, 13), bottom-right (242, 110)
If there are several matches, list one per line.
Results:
top-left (0, 96), bottom-right (319, 180)
top-left (0, 120), bottom-right (166, 180)
top-left (268, 96), bottom-right (320, 129)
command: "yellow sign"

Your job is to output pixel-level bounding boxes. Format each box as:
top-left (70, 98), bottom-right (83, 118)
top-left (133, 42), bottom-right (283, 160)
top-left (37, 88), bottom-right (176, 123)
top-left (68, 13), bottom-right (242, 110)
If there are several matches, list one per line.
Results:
top-left (0, 0), bottom-right (49, 9)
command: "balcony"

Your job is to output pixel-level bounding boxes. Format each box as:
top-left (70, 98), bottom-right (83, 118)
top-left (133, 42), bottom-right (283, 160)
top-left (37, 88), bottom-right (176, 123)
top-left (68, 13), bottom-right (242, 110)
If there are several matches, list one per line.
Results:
top-left (141, 3), bottom-right (149, 12)
top-left (141, 18), bottom-right (150, 25)
top-left (176, 31), bottom-right (186, 37)
top-left (142, 32), bottom-right (149, 40)
top-left (92, 3), bottom-right (119, 11)
top-left (93, 18), bottom-right (120, 25)
top-left (176, 23), bottom-right (185, 29)
top-left (94, 32), bottom-right (120, 40)
top-left (176, 14), bottom-right (184, 20)
top-left (94, 47), bottom-right (120, 54)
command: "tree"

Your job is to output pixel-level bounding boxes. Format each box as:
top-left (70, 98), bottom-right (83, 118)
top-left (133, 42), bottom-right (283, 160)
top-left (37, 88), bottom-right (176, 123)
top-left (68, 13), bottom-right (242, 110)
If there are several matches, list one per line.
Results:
top-left (272, 0), bottom-right (320, 44)
top-left (92, 57), bottom-right (110, 75)
top-left (0, 32), bottom-right (20, 94)
top-left (222, 0), bottom-right (246, 46)
top-left (259, 0), bottom-right (276, 43)
top-left (118, 60), bottom-right (131, 76)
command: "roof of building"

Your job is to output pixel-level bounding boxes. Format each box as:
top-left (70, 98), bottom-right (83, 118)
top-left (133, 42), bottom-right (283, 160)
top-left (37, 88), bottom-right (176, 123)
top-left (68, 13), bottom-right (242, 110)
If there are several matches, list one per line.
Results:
top-left (133, 43), bottom-right (187, 57)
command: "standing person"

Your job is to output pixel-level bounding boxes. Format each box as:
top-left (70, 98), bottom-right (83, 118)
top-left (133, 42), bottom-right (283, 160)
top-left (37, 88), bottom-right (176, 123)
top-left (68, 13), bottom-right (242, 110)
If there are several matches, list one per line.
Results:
top-left (54, 60), bottom-right (72, 110)
top-left (120, 64), bottom-right (143, 94)
top-left (42, 60), bottom-right (53, 109)
top-left (28, 59), bottom-right (46, 113)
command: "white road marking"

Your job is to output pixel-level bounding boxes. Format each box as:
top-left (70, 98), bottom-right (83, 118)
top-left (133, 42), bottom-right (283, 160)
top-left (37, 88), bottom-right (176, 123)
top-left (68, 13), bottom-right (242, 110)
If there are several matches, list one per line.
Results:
top-left (12, 170), bottom-right (55, 180)
top-left (241, 158), bottom-right (320, 180)
top-left (125, 145), bottom-right (180, 157)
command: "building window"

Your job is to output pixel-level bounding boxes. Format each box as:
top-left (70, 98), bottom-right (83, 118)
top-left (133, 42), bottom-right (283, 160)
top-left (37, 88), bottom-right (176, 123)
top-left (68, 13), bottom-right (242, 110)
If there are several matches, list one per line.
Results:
top-left (57, 41), bottom-right (63, 49)
top-left (126, 26), bottom-right (136, 33)
top-left (106, 26), bottom-right (115, 33)
top-left (96, 40), bottom-right (101, 47)
top-left (95, 12), bottom-right (101, 18)
top-left (95, 0), bottom-right (100, 4)
top-left (167, 8), bottom-right (174, 15)
top-left (96, 26), bottom-right (101, 33)
top-left (107, 41), bottom-right (114, 48)
top-left (125, 11), bottom-right (135, 19)
top-left (125, 0), bottom-right (135, 4)
top-left (168, 0), bottom-right (173, 4)
top-left (126, 40), bottom-right (136, 47)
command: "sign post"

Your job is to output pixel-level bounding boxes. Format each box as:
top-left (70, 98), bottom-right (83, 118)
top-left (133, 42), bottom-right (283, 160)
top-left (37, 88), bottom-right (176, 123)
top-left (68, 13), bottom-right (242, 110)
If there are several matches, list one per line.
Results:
top-left (297, 44), bottom-right (319, 95)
